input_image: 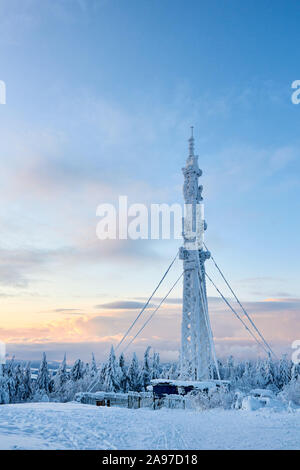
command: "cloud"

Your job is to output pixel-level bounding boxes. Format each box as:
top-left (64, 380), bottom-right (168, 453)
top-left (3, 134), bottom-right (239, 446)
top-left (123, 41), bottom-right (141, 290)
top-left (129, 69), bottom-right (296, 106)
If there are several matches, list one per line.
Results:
top-left (135, 296), bottom-right (182, 305)
top-left (0, 238), bottom-right (163, 289)
top-left (0, 265), bottom-right (29, 288)
top-left (54, 308), bottom-right (81, 312)
top-left (0, 246), bottom-right (73, 288)
top-left (1, 294), bottom-right (299, 363)
top-left (244, 298), bottom-right (300, 314)
top-left (53, 309), bottom-right (84, 315)
top-left (95, 301), bottom-right (152, 310)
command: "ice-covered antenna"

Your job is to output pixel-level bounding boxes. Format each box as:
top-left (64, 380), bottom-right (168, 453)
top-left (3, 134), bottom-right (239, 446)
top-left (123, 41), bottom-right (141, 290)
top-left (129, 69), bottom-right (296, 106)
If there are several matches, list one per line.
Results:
top-left (188, 126), bottom-right (194, 157)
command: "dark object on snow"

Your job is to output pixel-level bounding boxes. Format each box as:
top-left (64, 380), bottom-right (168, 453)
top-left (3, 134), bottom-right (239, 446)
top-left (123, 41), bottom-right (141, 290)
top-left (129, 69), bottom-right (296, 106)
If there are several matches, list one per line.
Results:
top-left (151, 379), bottom-right (230, 397)
top-left (96, 400), bottom-right (105, 406)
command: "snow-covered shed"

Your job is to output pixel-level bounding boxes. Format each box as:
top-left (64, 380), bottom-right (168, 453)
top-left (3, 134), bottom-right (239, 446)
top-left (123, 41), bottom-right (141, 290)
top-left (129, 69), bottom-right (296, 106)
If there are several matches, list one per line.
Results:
top-left (150, 379), bottom-right (230, 397)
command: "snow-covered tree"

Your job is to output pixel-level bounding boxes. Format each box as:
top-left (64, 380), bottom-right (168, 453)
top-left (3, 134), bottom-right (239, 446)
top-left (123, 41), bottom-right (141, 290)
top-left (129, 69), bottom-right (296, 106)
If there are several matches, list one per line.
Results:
top-left (239, 361), bottom-right (253, 389)
top-left (53, 354), bottom-right (68, 394)
top-left (84, 363), bottom-right (90, 377)
top-left (262, 355), bottom-right (276, 388)
top-left (141, 346), bottom-right (151, 391)
top-left (0, 365), bottom-right (9, 404)
top-left (2, 349), bottom-right (298, 405)
top-left (235, 360), bottom-right (245, 380)
top-left (276, 355), bottom-right (291, 389)
top-left (91, 353), bottom-right (98, 377)
top-left (225, 355), bottom-right (235, 381)
top-left (168, 362), bottom-right (179, 380)
top-left (104, 346), bottom-right (120, 392)
top-left (70, 359), bottom-right (84, 382)
top-left (151, 352), bottom-right (160, 379)
top-left (6, 356), bottom-right (16, 402)
top-left (128, 353), bottom-right (143, 392)
top-left (14, 364), bottom-right (25, 401)
top-left (119, 353), bottom-right (128, 393)
top-left (291, 363), bottom-right (300, 382)
top-left (23, 362), bottom-right (33, 401)
top-left (216, 359), bottom-right (225, 380)
top-left (253, 359), bottom-right (265, 388)
top-left (163, 362), bottom-right (179, 380)
top-left (36, 352), bottom-right (50, 395)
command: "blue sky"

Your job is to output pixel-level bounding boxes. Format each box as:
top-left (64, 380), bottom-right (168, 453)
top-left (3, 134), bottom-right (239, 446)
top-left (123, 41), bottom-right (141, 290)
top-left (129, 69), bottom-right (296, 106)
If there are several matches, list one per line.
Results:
top-left (0, 0), bottom-right (299, 363)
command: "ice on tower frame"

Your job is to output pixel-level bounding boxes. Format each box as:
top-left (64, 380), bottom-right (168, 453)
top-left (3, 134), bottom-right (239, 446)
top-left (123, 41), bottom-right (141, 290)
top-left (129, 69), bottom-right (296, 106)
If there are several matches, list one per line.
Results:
top-left (179, 129), bottom-right (214, 381)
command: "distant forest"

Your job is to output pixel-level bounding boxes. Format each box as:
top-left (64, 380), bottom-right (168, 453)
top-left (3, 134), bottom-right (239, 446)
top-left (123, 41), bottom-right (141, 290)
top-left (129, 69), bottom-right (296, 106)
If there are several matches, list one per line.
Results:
top-left (0, 345), bottom-right (299, 404)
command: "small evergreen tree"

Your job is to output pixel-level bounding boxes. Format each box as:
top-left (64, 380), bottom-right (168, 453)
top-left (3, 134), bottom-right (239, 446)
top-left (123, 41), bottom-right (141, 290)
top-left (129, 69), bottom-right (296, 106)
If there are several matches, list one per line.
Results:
top-left (70, 359), bottom-right (84, 382)
top-left (128, 353), bottom-right (143, 392)
top-left (15, 364), bottom-right (25, 401)
top-left (23, 362), bottom-right (32, 401)
top-left (53, 354), bottom-right (68, 394)
top-left (141, 346), bottom-right (151, 391)
top-left (263, 354), bottom-right (276, 388)
top-left (276, 355), bottom-right (291, 389)
top-left (225, 355), bottom-right (235, 381)
top-left (104, 346), bottom-right (120, 392)
top-left (119, 353), bottom-right (128, 393)
top-left (91, 353), bottom-right (98, 377)
top-left (84, 363), bottom-right (90, 377)
top-left (236, 360), bottom-right (245, 380)
top-left (0, 365), bottom-right (9, 404)
top-left (240, 361), bottom-right (253, 389)
top-left (151, 352), bottom-right (160, 379)
top-left (5, 356), bottom-right (17, 402)
top-left (168, 362), bottom-right (179, 380)
top-left (291, 363), bottom-right (300, 382)
top-left (36, 352), bottom-right (50, 395)
top-left (99, 363), bottom-right (107, 387)
top-left (254, 359), bottom-right (265, 388)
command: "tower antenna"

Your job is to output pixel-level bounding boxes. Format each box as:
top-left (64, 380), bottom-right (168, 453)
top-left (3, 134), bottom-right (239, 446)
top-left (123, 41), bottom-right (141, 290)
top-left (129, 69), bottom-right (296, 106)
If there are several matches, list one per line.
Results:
top-left (188, 126), bottom-right (195, 156)
top-left (180, 129), bottom-right (214, 380)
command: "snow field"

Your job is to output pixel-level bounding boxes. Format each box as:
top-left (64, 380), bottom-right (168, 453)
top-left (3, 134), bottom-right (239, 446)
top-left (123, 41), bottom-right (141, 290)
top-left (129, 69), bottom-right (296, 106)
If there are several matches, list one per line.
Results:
top-left (0, 402), bottom-right (299, 450)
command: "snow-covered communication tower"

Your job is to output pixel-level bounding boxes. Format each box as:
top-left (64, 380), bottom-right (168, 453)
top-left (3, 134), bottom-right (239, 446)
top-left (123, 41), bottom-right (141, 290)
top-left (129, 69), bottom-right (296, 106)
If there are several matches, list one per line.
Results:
top-left (179, 128), bottom-right (214, 380)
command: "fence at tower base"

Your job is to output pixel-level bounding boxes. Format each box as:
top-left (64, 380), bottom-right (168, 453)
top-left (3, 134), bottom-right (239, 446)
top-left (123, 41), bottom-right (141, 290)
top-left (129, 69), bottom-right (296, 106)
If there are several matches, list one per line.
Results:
top-left (75, 379), bottom-right (230, 410)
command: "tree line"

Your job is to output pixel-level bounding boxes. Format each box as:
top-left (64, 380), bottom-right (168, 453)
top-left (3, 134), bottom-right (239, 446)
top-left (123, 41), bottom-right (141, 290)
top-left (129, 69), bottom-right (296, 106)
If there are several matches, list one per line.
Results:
top-left (0, 346), bottom-right (299, 404)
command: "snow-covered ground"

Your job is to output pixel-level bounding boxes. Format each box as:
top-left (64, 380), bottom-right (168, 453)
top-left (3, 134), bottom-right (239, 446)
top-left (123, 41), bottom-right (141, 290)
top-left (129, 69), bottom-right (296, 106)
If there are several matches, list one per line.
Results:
top-left (0, 402), bottom-right (299, 450)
